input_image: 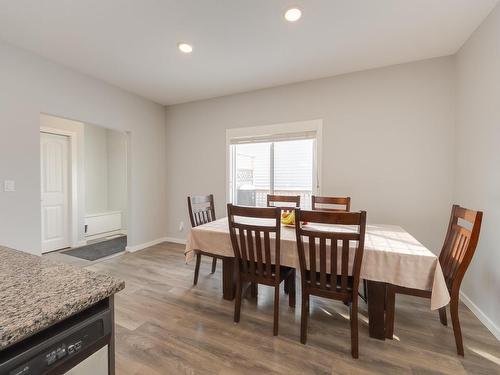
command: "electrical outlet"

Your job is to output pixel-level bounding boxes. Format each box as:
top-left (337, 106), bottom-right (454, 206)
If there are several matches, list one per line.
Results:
top-left (179, 221), bottom-right (185, 232)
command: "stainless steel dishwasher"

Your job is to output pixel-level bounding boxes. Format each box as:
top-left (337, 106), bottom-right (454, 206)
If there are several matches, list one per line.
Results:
top-left (0, 300), bottom-right (112, 375)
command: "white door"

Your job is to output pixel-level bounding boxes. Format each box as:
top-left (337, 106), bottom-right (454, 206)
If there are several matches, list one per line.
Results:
top-left (41, 132), bottom-right (70, 252)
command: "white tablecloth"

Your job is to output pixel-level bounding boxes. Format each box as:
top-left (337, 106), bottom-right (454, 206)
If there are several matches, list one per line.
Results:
top-left (185, 218), bottom-right (450, 310)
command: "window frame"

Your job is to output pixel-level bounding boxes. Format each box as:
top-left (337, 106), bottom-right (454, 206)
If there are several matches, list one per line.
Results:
top-left (226, 119), bottom-right (323, 205)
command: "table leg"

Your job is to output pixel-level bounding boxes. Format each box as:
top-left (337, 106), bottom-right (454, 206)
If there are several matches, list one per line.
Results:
top-left (367, 280), bottom-right (387, 340)
top-left (250, 282), bottom-right (258, 298)
top-left (222, 257), bottom-right (236, 300)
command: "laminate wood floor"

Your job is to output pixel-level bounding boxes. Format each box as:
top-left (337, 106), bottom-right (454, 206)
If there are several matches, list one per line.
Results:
top-left (83, 242), bottom-right (500, 375)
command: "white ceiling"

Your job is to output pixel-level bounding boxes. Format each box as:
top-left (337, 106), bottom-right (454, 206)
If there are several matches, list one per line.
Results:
top-left (0, 0), bottom-right (497, 105)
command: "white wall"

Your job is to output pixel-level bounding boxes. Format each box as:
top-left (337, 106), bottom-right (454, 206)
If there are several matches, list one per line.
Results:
top-left (83, 123), bottom-right (128, 229)
top-left (455, 4), bottom-right (500, 338)
top-left (84, 123), bottom-right (109, 214)
top-left (107, 129), bottom-right (128, 229)
top-left (165, 57), bottom-right (456, 252)
top-left (0, 40), bottom-right (167, 255)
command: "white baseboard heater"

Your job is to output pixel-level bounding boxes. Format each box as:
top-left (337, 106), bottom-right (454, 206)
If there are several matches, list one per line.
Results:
top-left (85, 211), bottom-right (122, 238)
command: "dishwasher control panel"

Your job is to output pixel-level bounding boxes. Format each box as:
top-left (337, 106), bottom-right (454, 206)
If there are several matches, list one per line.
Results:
top-left (1, 304), bottom-right (111, 375)
top-left (43, 338), bottom-right (82, 368)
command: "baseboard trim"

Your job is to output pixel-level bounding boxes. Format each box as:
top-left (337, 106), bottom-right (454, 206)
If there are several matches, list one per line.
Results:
top-left (126, 237), bottom-right (168, 252)
top-left (460, 291), bottom-right (500, 340)
top-left (163, 236), bottom-right (187, 245)
top-left (125, 236), bottom-right (187, 253)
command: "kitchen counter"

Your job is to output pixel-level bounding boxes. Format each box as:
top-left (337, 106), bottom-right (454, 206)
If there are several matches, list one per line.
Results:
top-left (0, 245), bottom-right (124, 351)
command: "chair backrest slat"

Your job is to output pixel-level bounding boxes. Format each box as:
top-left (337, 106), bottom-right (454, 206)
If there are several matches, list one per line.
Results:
top-left (312, 195), bottom-right (351, 212)
top-left (239, 228), bottom-right (248, 273)
top-left (319, 237), bottom-right (327, 289)
top-left (187, 194), bottom-right (216, 227)
top-left (267, 194), bottom-right (300, 209)
top-left (309, 237), bottom-right (317, 286)
top-left (295, 209), bottom-right (367, 301)
top-left (264, 231), bottom-right (272, 278)
top-left (330, 238), bottom-right (338, 288)
top-left (228, 204), bottom-right (281, 283)
top-left (438, 205), bottom-right (483, 292)
top-left (247, 230), bottom-right (256, 275)
top-left (255, 230), bottom-right (264, 277)
top-left (341, 240), bottom-right (350, 292)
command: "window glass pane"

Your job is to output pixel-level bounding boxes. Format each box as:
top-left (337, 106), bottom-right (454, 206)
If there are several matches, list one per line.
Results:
top-left (274, 139), bottom-right (314, 209)
top-left (229, 138), bottom-right (315, 209)
top-left (233, 142), bottom-right (271, 207)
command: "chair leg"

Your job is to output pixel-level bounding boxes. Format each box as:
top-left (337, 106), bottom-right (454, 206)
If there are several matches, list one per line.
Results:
top-left (273, 285), bottom-right (280, 336)
top-left (288, 270), bottom-right (296, 308)
top-left (450, 295), bottom-right (464, 356)
top-left (439, 306), bottom-right (448, 326)
top-left (350, 300), bottom-right (359, 359)
top-left (385, 286), bottom-right (396, 339)
top-left (193, 253), bottom-right (201, 286)
top-left (234, 276), bottom-right (242, 323)
top-left (350, 300), bottom-right (359, 358)
top-left (211, 257), bottom-right (217, 274)
top-left (300, 292), bottom-right (309, 344)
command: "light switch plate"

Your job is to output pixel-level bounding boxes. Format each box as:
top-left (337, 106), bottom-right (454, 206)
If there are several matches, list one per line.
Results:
top-left (4, 180), bottom-right (15, 192)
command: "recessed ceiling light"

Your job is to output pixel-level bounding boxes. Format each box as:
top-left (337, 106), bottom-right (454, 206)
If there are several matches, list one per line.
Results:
top-left (178, 43), bottom-right (193, 54)
top-left (284, 8), bottom-right (302, 22)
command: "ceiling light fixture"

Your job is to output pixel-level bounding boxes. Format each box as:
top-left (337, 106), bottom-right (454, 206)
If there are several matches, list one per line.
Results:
top-left (178, 42), bottom-right (193, 53)
top-left (284, 8), bottom-right (302, 22)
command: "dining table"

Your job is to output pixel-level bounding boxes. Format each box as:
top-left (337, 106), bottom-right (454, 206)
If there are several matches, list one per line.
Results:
top-left (184, 217), bottom-right (450, 340)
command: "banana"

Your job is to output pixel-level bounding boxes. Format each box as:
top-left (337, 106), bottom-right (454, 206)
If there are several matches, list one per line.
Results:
top-left (281, 210), bottom-right (295, 225)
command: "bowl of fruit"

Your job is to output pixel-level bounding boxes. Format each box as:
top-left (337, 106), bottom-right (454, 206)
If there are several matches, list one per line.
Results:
top-left (281, 210), bottom-right (296, 227)
top-left (280, 210), bottom-right (307, 227)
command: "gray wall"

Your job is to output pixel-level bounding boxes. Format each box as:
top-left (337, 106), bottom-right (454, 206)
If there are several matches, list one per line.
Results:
top-left (456, 4), bottom-right (500, 337)
top-left (0, 39), bottom-right (167, 254)
top-left (84, 123), bottom-right (109, 214)
top-left (165, 57), bottom-right (456, 253)
top-left (106, 129), bottom-right (128, 229)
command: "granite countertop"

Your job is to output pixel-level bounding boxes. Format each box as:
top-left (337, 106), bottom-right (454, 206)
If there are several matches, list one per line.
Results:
top-left (0, 245), bottom-right (124, 350)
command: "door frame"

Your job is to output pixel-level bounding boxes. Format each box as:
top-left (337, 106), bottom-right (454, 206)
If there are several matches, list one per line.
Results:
top-left (40, 126), bottom-right (80, 250)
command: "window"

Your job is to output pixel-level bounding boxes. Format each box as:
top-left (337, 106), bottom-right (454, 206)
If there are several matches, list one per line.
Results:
top-left (228, 126), bottom-right (319, 209)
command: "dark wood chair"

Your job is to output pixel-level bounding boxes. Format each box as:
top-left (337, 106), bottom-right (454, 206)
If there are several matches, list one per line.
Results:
top-left (188, 194), bottom-right (221, 285)
top-left (385, 205), bottom-right (483, 356)
top-left (295, 209), bottom-right (367, 358)
top-left (312, 195), bottom-right (351, 212)
top-left (267, 194), bottom-right (300, 209)
top-left (227, 204), bottom-right (296, 336)
top-left (311, 196), bottom-right (368, 302)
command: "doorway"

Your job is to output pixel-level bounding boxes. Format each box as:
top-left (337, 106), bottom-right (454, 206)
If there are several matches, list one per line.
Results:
top-left (40, 113), bottom-right (129, 258)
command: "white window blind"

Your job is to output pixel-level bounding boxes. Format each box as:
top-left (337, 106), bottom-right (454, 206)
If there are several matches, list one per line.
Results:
top-left (229, 130), bottom-right (317, 145)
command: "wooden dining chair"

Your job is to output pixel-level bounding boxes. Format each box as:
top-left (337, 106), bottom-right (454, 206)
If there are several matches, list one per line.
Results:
top-left (267, 194), bottom-right (300, 209)
top-left (227, 204), bottom-right (296, 336)
top-left (385, 205), bottom-right (483, 356)
top-left (311, 195), bottom-right (370, 302)
top-left (312, 195), bottom-right (351, 212)
top-left (295, 209), bottom-right (367, 358)
top-left (187, 194), bottom-right (221, 285)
